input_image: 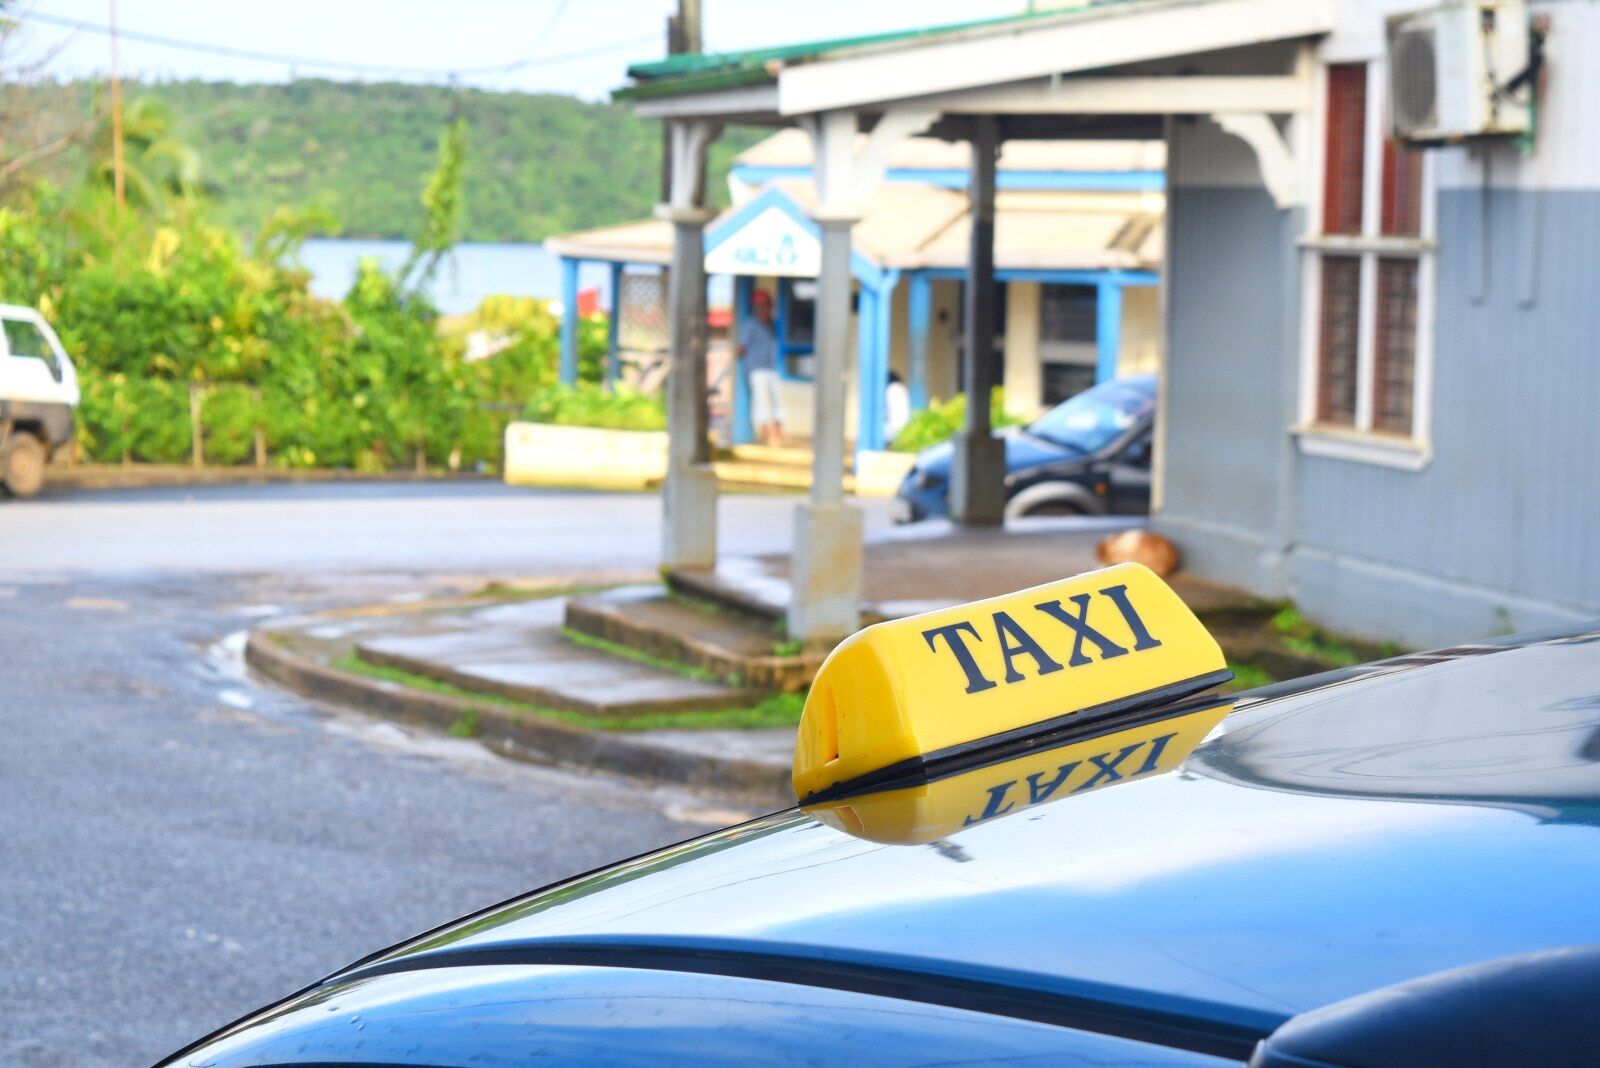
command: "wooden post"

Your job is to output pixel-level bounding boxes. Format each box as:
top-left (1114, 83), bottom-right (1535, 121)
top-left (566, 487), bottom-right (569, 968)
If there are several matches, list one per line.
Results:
top-left (109, 0), bottom-right (126, 212)
top-left (189, 383), bottom-right (203, 468)
top-left (951, 115), bottom-right (1007, 525)
top-left (252, 388), bottom-right (267, 468)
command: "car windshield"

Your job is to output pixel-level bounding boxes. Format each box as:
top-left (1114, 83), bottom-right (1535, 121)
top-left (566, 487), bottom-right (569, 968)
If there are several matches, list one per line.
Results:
top-left (1028, 380), bottom-right (1154, 453)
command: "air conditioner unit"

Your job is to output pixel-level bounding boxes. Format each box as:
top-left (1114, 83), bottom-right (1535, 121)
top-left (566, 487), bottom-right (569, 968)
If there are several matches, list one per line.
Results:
top-left (1386, 1), bottom-right (1531, 144)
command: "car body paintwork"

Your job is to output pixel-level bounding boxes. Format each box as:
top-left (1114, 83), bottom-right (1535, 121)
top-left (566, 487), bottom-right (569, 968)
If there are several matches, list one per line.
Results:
top-left (163, 623), bottom-right (1600, 1064)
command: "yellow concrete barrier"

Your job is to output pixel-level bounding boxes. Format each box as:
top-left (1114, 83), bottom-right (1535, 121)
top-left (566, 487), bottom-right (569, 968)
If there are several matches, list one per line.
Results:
top-left (503, 422), bottom-right (668, 491)
top-left (851, 449), bottom-right (918, 498)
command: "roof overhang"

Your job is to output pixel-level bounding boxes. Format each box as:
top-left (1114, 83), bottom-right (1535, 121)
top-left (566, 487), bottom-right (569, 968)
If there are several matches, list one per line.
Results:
top-left (624, 0), bottom-right (1333, 123)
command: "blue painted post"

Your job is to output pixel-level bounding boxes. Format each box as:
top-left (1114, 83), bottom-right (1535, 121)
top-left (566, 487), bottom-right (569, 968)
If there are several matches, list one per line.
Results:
top-left (855, 283), bottom-right (883, 452)
top-left (559, 257), bottom-right (580, 386)
top-left (1095, 278), bottom-right (1124, 384)
top-left (732, 276), bottom-right (755, 445)
top-left (907, 272), bottom-right (931, 411)
top-left (875, 271), bottom-right (899, 446)
top-left (854, 273), bottom-right (899, 453)
top-left (605, 261), bottom-right (623, 390)
top-left (774, 279), bottom-right (790, 378)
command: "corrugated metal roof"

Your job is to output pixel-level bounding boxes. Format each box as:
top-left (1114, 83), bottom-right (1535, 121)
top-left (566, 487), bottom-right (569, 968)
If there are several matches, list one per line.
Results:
top-left (617, 0), bottom-right (1148, 101)
top-left (546, 183), bottom-right (1162, 274)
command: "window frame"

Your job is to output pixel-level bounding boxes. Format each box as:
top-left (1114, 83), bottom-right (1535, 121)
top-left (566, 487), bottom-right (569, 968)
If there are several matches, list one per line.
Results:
top-left (1295, 57), bottom-right (1437, 472)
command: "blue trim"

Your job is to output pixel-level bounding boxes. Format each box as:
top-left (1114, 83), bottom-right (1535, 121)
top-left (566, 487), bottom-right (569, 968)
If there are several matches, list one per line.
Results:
top-left (731, 163), bottom-right (1164, 193)
top-left (559, 257), bottom-right (580, 386)
top-left (1096, 280), bottom-right (1124, 384)
top-left (605, 261), bottom-right (622, 390)
top-left (703, 186), bottom-right (816, 258)
top-left (733, 277), bottom-right (755, 445)
top-left (908, 273), bottom-right (932, 411)
top-left (912, 267), bottom-right (1158, 287)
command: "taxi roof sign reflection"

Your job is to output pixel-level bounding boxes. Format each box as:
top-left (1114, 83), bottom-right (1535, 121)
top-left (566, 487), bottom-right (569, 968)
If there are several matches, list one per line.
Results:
top-left (806, 701), bottom-right (1232, 845)
top-left (793, 563), bottom-right (1230, 802)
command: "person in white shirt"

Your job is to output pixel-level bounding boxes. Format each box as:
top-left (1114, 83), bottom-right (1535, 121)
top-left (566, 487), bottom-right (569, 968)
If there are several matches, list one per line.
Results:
top-left (884, 371), bottom-right (911, 446)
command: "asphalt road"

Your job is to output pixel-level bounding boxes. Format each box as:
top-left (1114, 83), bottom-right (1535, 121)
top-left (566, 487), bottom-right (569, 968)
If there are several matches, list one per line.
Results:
top-left (0, 481), bottom-right (888, 1065)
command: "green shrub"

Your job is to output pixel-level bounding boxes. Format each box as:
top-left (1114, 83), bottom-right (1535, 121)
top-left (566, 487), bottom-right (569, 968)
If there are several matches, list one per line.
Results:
top-left (521, 383), bottom-right (666, 432)
top-left (890, 388), bottom-right (1020, 453)
top-left (200, 385), bottom-right (261, 465)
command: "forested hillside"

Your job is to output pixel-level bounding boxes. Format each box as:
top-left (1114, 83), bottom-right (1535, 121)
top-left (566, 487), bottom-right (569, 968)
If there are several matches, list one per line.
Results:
top-left (19, 79), bottom-right (759, 242)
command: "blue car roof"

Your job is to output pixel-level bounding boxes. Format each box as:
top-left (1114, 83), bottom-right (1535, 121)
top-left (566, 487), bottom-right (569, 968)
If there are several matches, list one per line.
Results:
top-left (172, 624), bottom-right (1600, 1063)
top-left (338, 626), bottom-right (1600, 1032)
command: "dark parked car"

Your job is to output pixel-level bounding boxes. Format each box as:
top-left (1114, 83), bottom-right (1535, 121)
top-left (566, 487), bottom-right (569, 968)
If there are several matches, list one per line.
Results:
top-left (161, 582), bottom-right (1600, 1066)
top-left (894, 374), bottom-right (1156, 523)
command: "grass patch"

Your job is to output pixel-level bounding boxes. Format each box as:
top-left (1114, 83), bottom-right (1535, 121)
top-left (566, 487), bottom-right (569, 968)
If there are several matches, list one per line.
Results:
top-left (1270, 606), bottom-right (1366, 667)
top-left (463, 581), bottom-right (613, 604)
top-left (1225, 661), bottom-right (1276, 691)
top-left (664, 588), bottom-right (726, 616)
top-left (331, 653), bottom-right (801, 732)
top-left (560, 627), bottom-right (721, 683)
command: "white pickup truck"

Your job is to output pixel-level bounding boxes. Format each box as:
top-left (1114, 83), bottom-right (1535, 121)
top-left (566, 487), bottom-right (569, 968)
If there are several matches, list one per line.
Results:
top-left (0, 305), bottom-right (79, 498)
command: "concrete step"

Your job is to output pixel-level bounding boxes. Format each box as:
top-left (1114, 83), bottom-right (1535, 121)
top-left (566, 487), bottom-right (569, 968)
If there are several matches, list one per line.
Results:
top-left (726, 443), bottom-right (815, 468)
top-left (564, 585), bottom-right (830, 693)
top-left (711, 459), bottom-right (857, 494)
top-left (712, 460), bottom-right (813, 490)
top-left (353, 600), bottom-right (765, 718)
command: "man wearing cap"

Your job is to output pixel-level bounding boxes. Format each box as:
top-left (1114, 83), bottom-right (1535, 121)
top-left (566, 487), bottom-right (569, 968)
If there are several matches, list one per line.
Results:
top-left (740, 288), bottom-right (783, 446)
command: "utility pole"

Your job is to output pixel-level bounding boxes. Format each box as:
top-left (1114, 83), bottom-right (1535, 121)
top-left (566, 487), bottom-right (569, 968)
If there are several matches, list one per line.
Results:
top-left (679, 0), bottom-right (702, 52)
top-left (108, 0), bottom-right (126, 211)
top-left (659, 0), bottom-right (703, 201)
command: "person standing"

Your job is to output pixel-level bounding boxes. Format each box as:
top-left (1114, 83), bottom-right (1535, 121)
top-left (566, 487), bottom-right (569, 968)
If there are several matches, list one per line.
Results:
top-left (884, 370), bottom-right (911, 445)
top-left (740, 288), bottom-right (783, 446)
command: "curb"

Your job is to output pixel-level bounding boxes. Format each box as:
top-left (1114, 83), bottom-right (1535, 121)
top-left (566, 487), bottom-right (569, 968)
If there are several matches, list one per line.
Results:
top-left (47, 465), bottom-right (490, 492)
top-left (244, 630), bottom-right (796, 810)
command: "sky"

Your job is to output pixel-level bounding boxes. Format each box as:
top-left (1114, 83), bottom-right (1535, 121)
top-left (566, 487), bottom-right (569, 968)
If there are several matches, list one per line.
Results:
top-left (9, 0), bottom-right (1029, 100)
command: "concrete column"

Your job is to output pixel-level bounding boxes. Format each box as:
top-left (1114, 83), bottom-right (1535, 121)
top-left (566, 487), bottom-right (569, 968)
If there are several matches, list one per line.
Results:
top-left (559, 257), bottom-right (580, 386)
top-left (661, 211), bottom-right (717, 569)
top-left (789, 216), bottom-right (862, 641)
top-left (657, 118), bottom-right (720, 572)
top-left (732, 275), bottom-right (754, 445)
top-left (1096, 278), bottom-right (1124, 384)
top-left (907, 272), bottom-right (932, 411)
top-left (952, 116), bottom-right (1006, 526)
top-left (605, 260), bottom-right (623, 389)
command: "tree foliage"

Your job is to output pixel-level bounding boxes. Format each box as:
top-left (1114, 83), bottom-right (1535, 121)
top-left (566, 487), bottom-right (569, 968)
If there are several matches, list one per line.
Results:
top-left (9, 78), bottom-right (761, 241)
top-left (0, 90), bottom-right (613, 471)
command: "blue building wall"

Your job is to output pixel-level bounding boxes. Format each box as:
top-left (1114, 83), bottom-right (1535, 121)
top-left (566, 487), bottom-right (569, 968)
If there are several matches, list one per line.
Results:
top-left (1154, 183), bottom-right (1301, 597)
top-left (1289, 188), bottom-right (1600, 645)
top-left (1156, 122), bottom-right (1600, 648)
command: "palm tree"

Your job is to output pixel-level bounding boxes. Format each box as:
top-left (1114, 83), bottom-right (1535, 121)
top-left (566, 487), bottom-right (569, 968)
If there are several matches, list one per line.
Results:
top-left (89, 95), bottom-right (209, 210)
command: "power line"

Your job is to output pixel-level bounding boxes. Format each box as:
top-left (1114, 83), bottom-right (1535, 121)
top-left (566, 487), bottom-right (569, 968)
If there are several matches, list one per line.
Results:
top-left (9, 8), bottom-right (656, 82)
top-left (476, 0), bottom-right (576, 78)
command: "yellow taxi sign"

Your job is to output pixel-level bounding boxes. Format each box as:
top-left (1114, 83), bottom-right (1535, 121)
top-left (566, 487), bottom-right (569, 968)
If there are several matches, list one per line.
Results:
top-left (806, 701), bottom-right (1231, 844)
top-left (792, 563), bottom-right (1229, 801)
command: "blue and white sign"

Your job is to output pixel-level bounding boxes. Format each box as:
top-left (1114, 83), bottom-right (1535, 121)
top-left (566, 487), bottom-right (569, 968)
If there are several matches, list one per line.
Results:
top-left (704, 204), bottom-right (821, 278)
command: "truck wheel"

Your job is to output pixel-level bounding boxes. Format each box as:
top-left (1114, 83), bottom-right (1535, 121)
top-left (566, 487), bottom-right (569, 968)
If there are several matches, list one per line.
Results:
top-left (1, 431), bottom-right (46, 498)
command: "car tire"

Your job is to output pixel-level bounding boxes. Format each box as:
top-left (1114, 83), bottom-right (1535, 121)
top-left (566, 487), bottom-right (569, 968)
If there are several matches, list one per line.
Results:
top-left (1, 430), bottom-right (47, 498)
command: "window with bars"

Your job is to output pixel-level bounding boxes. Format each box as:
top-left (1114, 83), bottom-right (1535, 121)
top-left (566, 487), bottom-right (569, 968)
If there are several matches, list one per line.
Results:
top-left (1305, 61), bottom-right (1432, 446)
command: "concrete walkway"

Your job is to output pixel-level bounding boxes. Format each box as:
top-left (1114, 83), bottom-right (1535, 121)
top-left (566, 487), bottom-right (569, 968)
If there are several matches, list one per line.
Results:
top-left (251, 593), bottom-right (797, 806)
top-left (673, 514), bottom-right (1254, 623)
